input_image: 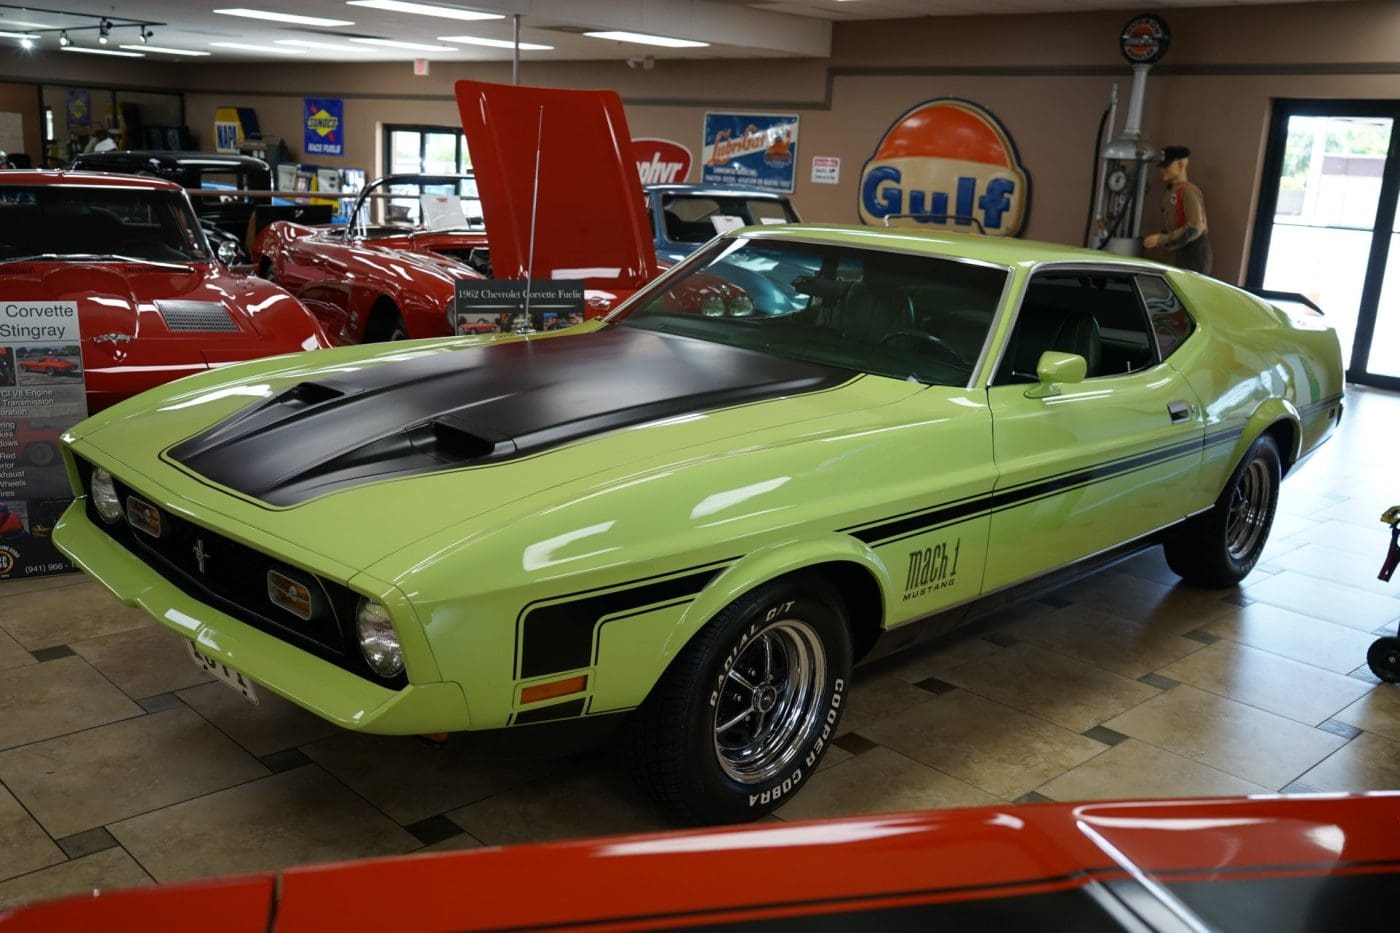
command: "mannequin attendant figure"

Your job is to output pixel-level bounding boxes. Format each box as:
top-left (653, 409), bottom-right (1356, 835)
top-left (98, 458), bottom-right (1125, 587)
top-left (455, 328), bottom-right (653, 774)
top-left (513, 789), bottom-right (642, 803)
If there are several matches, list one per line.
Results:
top-left (1143, 145), bottom-right (1211, 275)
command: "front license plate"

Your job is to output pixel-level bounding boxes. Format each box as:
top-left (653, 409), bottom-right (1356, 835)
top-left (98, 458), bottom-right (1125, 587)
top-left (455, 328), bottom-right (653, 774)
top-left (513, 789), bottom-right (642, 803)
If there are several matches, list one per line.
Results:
top-left (186, 640), bottom-right (259, 705)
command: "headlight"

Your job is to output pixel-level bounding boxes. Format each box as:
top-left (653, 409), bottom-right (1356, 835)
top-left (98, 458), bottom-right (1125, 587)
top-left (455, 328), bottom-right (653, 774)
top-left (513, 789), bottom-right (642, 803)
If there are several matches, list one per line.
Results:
top-left (91, 468), bottom-right (122, 523)
top-left (729, 294), bottom-right (754, 317)
top-left (701, 294), bottom-right (725, 317)
top-left (356, 598), bottom-right (404, 678)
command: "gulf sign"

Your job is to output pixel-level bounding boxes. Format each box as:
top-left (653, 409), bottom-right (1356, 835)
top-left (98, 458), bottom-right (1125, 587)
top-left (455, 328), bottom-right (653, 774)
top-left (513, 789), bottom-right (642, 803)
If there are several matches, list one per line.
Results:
top-left (859, 98), bottom-right (1030, 237)
top-left (634, 138), bottom-right (692, 185)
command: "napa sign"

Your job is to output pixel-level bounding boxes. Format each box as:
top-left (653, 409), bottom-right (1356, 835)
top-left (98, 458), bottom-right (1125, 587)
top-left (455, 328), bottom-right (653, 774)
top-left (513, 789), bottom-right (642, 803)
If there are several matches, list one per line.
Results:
top-left (859, 98), bottom-right (1029, 236)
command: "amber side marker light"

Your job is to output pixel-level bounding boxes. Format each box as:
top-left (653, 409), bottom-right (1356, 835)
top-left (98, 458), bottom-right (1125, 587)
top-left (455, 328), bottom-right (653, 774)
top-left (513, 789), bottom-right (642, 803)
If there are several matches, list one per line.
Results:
top-left (520, 674), bottom-right (588, 705)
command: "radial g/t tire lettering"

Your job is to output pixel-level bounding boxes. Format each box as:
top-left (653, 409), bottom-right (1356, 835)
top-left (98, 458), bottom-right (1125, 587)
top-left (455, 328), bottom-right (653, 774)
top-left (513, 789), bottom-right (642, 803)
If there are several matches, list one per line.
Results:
top-left (627, 573), bottom-right (853, 824)
top-left (1165, 433), bottom-right (1281, 587)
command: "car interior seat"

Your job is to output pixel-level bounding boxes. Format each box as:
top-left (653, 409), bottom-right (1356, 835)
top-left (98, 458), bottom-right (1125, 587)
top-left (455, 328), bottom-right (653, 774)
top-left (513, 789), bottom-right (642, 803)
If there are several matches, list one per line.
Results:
top-left (841, 282), bottom-right (916, 345)
top-left (1001, 309), bottom-right (1102, 383)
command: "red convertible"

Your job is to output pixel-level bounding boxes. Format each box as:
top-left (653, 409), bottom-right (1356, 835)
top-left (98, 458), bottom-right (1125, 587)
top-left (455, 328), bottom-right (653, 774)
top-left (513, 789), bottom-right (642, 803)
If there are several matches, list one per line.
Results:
top-left (17, 354), bottom-right (78, 375)
top-left (0, 171), bottom-right (331, 413)
top-left (0, 793), bottom-right (1395, 930)
top-left (253, 80), bottom-right (660, 345)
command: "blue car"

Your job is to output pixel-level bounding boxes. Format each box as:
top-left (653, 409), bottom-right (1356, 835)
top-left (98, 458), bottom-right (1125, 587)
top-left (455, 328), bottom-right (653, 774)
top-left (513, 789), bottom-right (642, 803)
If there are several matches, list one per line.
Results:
top-left (644, 184), bottom-right (800, 264)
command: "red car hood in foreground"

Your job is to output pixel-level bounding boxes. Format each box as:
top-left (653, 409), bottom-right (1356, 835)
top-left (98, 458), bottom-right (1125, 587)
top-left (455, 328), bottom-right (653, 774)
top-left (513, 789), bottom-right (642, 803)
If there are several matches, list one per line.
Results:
top-left (2, 794), bottom-right (1395, 931)
top-left (1, 260), bottom-right (328, 412)
top-left (455, 80), bottom-right (657, 294)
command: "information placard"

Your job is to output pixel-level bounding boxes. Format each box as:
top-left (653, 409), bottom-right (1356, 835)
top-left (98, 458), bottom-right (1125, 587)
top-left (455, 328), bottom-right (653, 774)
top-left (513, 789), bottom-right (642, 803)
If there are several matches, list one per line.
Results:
top-left (0, 301), bottom-right (86, 581)
top-left (453, 279), bottom-right (586, 335)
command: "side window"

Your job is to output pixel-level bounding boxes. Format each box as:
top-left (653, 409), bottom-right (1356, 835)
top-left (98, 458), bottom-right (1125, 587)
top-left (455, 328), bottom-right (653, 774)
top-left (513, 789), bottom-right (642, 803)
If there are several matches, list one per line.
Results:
top-left (1136, 274), bottom-right (1195, 359)
top-left (994, 271), bottom-right (1157, 384)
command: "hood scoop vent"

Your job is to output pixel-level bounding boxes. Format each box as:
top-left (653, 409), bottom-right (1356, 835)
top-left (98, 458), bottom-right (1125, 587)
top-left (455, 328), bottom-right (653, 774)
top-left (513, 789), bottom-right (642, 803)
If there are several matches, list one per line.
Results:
top-left (0, 266), bottom-right (36, 276)
top-left (155, 300), bottom-right (238, 333)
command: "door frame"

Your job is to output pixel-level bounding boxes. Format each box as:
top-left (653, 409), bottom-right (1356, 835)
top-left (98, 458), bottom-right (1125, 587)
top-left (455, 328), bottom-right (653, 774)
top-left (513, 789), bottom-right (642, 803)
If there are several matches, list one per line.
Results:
top-left (1246, 98), bottom-right (1400, 392)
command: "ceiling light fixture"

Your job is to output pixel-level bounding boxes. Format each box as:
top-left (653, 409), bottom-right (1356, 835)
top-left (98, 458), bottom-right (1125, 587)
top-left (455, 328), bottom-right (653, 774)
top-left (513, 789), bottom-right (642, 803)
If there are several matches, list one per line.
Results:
top-left (18, 35), bottom-right (32, 50)
top-left (61, 45), bottom-right (144, 57)
top-left (57, 30), bottom-right (70, 46)
top-left (139, 27), bottom-right (152, 43)
top-left (121, 44), bottom-right (209, 56)
top-left (274, 39), bottom-right (374, 52)
top-left (212, 8), bottom-right (355, 27)
top-left (97, 18), bottom-right (111, 44)
top-left (583, 30), bottom-right (708, 49)
top-left (346, 1), bottom-right (502, 21)
top-left (210, 41), bottom-right (308, 54)
top-left (347, 37), bottom-right (457, 52)
top-left (436, 35), bottom-right (552, 51)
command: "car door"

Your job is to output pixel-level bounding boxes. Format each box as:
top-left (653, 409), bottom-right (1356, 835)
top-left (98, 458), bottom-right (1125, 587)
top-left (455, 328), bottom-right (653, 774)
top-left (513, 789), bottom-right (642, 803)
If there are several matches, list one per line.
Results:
top-left (982, 267), bottom-right (1205, 592)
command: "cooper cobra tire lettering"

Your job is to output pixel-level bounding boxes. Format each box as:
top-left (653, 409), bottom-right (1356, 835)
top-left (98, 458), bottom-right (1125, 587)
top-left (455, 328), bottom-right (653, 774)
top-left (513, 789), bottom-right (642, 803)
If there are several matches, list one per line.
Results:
top-left (628, 576), bottom-right (853, 824)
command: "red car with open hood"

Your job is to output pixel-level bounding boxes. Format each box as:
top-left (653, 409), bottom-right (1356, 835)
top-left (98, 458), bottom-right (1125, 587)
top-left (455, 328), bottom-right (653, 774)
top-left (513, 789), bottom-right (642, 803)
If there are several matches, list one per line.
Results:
top-left (253, 80), bottom-right (659, 345)
top-left (0, 171), bottom-right (331, 413)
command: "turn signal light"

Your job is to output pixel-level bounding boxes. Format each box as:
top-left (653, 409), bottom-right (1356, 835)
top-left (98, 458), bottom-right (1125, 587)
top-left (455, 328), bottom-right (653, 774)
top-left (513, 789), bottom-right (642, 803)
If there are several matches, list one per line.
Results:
top-left (519, 674), bottom-right (588, 705)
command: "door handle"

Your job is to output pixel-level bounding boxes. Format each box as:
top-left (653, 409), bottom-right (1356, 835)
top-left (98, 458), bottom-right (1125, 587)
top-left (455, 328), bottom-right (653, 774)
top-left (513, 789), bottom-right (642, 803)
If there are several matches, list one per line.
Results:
top-left (1167, 400), bottom-right (1191, 423)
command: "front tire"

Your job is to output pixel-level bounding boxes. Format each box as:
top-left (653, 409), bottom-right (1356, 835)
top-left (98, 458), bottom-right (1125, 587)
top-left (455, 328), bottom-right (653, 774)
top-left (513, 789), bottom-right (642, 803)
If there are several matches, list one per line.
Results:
top-left (1165, 434), bottom-right (1281, 587)
top-left (628, 574), bottom-right (852, 824)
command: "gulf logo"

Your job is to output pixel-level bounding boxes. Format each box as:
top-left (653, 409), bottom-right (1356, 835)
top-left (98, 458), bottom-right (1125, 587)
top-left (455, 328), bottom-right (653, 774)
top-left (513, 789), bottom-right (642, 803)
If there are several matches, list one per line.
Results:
top-left (633, 138), bottom-right (692, 185)
top-left (858, 98), bottom-right (1030, 237)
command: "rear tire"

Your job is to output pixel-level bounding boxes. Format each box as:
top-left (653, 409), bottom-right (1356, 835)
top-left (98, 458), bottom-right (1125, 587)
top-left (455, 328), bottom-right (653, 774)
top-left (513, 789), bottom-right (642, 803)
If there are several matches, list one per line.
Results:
top-left (627, 574), bottom-right (852, 824)
top-left (365, 308), bottom-right (408, 342)
top-left (1165, 434), bottom-right (1281, 587)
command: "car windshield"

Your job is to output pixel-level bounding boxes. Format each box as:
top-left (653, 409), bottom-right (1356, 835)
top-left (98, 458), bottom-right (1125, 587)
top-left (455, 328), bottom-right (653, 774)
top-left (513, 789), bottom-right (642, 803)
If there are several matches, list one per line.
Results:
top-left (659, 194), bottom-right (799, 243)
top-left (613, 237), bottom-right (1008, 387)
top-left (0, 185), bottom-right (210, 262)
top-left (351, 177), bottom-right (484, 235)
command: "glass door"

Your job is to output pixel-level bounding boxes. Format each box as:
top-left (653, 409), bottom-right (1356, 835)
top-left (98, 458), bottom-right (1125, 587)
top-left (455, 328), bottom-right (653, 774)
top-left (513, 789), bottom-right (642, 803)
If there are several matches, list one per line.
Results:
top-left (1248, 101), bottom-right (1400, 390)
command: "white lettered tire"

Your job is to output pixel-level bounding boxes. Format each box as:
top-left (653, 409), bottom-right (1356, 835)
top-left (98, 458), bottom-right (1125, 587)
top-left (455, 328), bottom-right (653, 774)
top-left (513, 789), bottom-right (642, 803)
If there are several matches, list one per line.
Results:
top-left (628, 574), bottom-right (852, 824)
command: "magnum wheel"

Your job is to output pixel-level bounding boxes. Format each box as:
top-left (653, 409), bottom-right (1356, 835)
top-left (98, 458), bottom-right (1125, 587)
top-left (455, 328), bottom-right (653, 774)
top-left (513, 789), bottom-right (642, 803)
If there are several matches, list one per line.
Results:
top-left (1368, 637), bottom-right (1400, 684)
top-left (1165, 434), bottom-right (1281, 587)
top-left (44, 366), bottom-right (55, 376)
top-left (628, 574), bottom-right (853, 824)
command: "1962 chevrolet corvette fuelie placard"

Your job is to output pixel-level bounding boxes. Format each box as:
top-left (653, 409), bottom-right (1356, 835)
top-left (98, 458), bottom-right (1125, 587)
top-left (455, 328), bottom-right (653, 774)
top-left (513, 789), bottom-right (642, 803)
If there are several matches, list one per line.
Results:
top-left (51, 85), bottom-right (1344, 825)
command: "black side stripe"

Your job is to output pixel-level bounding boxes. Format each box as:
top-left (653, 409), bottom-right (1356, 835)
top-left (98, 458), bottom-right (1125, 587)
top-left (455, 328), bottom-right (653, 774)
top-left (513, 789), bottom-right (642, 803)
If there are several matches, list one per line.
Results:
top-left (1298, 392), bottom-right (1344, 417)
top-left (516, 567), bottom-right (723, 679)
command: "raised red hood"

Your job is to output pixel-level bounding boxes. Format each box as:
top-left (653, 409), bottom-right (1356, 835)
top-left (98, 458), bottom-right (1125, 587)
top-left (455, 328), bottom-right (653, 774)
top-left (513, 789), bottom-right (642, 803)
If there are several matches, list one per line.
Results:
top-left (454, 80), bottom-right (656, 290)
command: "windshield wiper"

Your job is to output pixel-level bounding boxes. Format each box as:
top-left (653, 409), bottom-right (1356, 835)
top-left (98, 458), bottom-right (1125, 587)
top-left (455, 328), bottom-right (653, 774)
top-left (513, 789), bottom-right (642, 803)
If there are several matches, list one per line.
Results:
top-left (0, 253), bottom-right (193, 270)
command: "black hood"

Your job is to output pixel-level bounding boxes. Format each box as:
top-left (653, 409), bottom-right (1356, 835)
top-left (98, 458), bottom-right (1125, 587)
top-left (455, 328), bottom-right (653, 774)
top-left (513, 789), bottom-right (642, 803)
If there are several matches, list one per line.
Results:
top-left (169, 326), bottom-right (852, 506)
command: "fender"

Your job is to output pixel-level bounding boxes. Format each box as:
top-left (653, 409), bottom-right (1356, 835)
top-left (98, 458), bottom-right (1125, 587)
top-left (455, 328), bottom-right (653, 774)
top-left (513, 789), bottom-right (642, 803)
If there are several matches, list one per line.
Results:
top-left (666, 532), bottom-right (892, 667)
top-left (1238, 397), bottom-right (1301, 470)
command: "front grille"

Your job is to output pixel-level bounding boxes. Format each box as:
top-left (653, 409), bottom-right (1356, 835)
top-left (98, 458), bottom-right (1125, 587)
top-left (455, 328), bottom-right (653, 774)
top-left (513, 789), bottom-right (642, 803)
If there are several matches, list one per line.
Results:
top-left (76, 458), bottom-right (404, 689)
top-left (154, 300), bottom-right (239, 333)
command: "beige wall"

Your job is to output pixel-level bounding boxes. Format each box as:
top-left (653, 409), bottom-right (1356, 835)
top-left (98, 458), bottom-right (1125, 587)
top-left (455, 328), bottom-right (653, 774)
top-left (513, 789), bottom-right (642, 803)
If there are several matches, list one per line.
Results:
top-left (16, 1), bottom-right (1400, 282)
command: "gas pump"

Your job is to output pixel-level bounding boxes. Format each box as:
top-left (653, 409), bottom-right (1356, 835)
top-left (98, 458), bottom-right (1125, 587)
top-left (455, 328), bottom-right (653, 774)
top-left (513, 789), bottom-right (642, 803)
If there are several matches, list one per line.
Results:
top-left (1088, 14), bottom-right (1172, 255)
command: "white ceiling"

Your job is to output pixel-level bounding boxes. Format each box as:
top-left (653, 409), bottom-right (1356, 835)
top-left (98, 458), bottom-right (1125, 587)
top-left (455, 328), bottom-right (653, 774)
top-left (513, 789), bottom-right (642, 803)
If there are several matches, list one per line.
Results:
top-left (0, 0), bottom-right (1361, 63)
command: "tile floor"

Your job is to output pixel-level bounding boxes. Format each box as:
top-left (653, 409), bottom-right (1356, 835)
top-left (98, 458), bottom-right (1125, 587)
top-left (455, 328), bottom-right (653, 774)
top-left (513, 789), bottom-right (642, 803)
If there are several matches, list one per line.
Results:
top-left (1, 387), bottom-right (1397, 910)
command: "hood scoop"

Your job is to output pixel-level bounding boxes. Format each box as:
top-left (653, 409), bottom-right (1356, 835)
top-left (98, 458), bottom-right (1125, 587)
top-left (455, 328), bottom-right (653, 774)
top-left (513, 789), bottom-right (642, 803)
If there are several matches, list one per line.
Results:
top-left (155, 300), bottom-right (239, 333)
top-left (168, 326), bottom-right (852, 506)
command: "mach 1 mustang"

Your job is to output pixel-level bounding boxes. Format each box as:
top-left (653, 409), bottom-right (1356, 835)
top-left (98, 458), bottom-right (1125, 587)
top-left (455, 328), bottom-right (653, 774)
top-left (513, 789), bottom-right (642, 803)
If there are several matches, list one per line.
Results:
top-left (0, 170), bottom-right (330, 412)
top-left (253, 81), bottom-right (660, 344)
top-left (53, 219), bottom-right (1342, 822)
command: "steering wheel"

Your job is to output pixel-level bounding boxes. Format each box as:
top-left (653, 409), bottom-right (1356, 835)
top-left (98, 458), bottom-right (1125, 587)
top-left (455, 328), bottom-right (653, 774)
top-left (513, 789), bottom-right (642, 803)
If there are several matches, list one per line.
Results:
top-left (879, 330), bottom-right (970, 367)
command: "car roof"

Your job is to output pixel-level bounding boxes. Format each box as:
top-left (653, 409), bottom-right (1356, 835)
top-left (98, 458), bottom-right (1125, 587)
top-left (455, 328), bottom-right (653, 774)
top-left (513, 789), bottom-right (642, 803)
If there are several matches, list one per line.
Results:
top-left (745, 224), bottom-right (1171, 272)
top-left (645, 184), bottom-right (789, 200)
top-left (0, 169), bottom-right (183, 191)
top-left (72, 151), bottom-right (271, 172)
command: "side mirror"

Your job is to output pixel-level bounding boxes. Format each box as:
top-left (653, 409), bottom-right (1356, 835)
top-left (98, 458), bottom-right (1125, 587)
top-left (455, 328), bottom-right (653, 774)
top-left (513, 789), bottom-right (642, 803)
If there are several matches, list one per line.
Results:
top-left (1025, 350), bottom-right (1087, 399)
top-left (216, 240), bottom-right (240, 267)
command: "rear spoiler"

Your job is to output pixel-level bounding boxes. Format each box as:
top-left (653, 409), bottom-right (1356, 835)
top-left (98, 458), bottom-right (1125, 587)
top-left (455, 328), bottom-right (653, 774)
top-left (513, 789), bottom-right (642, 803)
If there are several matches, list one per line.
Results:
top-left (1243, 287), bottom-right (1324, 317)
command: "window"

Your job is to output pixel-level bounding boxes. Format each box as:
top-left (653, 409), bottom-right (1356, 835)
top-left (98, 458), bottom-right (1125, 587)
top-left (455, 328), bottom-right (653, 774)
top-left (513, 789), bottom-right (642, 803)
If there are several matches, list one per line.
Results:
top-left (659, 193), bottom-right (799, 243)
top-left (995, 271), bottom-right (1158, 384)
top-left (1136, 274), bottom-right (1196, 359)
top-left (615, 237), bottom-right (1006, 387)
top-left (383, 124), bottom-right (469, 175)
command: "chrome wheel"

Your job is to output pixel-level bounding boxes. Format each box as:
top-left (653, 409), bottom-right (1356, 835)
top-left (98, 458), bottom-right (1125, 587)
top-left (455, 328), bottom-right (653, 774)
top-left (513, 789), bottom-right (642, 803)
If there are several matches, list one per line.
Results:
top-left (712, 619), bottom-right (827, 784)
top-left (1225, 459), bottom-right (1272, 560)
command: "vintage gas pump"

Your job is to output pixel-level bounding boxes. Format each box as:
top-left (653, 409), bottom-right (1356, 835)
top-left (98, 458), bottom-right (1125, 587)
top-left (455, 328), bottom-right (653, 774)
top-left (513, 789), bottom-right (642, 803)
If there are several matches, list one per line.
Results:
top-left (1088, 15), bottom-right (1171, 255)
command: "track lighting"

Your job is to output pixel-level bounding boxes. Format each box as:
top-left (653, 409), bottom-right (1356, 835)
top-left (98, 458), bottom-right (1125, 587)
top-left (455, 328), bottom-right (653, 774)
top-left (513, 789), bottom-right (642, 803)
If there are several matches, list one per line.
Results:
top-left (58, 30), bottom-right (70, 46)
top-left (140, 26), bottom-right (152, 43)
top-left (98, 18), bottom-right (111, 44)
top-left (19, 36), bottom-right (32, 49)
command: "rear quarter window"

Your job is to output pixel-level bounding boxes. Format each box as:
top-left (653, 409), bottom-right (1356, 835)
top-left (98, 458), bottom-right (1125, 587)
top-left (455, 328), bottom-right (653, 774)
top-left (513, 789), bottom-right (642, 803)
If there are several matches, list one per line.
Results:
top-left (1137, 274), bottom-right (1195, 359)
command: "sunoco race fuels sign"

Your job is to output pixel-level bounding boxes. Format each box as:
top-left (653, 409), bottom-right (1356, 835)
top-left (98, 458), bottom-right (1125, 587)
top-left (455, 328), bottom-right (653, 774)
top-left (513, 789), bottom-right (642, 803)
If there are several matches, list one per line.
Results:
top-left (304, 98), bottom-right (344, 158)
top-left (859, 98), bottom-right (1030, 236)
top-left (0, 301), bottom-right (86, 581)
top-left (702, 113), bottom-right (798, 194)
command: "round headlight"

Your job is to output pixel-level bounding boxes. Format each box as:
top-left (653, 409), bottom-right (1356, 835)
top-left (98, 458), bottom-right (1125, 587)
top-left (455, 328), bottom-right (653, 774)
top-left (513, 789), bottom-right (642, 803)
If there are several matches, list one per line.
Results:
top-left (700, 294), bottom-right (725, 317)
top-left (356, 598), bottom-right (404, 678)
top-left (729, 294), bottom-right (755, 317)
top-left (91, 468), bottom-right (122, 524)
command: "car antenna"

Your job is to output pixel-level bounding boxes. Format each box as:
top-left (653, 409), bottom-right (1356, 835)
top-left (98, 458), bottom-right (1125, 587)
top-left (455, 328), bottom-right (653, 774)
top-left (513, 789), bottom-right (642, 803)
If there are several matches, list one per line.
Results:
top-left (523, 105), bottom-right (544, 333)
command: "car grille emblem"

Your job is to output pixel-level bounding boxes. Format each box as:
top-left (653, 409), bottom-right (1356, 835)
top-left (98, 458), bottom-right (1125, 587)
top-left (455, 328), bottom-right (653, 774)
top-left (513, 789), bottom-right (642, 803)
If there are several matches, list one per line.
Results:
top-left (193, 537), bottom-right (209, 574)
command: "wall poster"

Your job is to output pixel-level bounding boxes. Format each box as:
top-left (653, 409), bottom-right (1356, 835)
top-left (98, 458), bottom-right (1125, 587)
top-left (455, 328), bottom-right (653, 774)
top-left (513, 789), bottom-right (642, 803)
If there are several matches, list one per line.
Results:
top-left (0, 302), bottom-right (87, 581)
top-left (304, 98), bottom-right (344, 158)
top-left (701, 113), bottom-right (799, 193)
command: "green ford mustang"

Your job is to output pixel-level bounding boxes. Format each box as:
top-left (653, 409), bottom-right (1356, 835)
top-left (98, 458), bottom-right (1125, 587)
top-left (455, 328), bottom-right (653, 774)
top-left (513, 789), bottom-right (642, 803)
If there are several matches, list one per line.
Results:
top-left (54, 226), bottom-right (1343, 822)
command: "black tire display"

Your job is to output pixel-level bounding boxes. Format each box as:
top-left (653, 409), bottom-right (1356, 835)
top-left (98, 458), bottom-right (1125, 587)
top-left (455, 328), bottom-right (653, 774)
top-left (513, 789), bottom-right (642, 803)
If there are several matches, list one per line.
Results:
top-left (1165, 434), bottom-right (1282, 587)
top-left (1368, 636), bottom-right (1400, 684)
top-left (628, 574), bottom-right (853, 824)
